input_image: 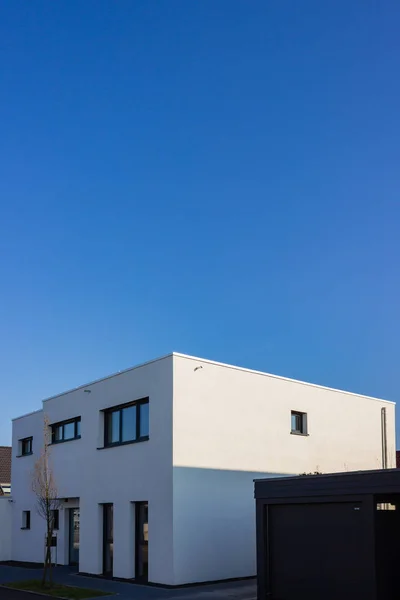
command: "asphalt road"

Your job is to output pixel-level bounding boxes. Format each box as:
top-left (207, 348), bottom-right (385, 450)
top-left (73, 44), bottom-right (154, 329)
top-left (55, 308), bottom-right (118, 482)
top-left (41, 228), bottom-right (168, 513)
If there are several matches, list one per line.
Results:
top-left (0, 566), bottom-right (257, 600)
top-left (0, 588), bottom-right (49, 600)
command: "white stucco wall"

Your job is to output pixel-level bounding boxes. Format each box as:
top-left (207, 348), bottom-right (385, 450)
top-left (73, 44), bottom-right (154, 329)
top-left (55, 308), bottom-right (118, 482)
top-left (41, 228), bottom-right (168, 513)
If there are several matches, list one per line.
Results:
top-left (11, 409), bottom-right (45, 564)
top-left (172, 353), bottom-right (396, 584)
top-left (0, 497), bottom-right (12, 561)
top-left (11, 355), bottom-right (174, 584)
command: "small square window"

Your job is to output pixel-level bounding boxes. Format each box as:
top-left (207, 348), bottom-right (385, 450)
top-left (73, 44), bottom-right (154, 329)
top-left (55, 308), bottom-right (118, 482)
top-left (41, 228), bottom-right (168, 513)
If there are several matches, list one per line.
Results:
top-left (20, 437), bottom-right (33, 456)
top-left (291, 411), bottom-right (307, 435)
top-left (22, 511), bottom-right (31, 529)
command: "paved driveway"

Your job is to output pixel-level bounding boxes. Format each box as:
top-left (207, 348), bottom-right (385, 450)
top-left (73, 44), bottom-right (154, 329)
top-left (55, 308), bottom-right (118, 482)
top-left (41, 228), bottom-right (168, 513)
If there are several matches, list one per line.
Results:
top-left (0, 566), bottom-right (256, 600)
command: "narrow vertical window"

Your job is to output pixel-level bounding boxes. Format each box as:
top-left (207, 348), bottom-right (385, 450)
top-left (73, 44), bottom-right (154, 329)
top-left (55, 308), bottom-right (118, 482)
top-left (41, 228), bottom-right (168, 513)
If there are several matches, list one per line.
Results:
top-left (51, 509), bottom-right (59, 530)
top-left (22, 511), bottom-right (31, 529)
top-left (122, 406), bottom-right (137, 442)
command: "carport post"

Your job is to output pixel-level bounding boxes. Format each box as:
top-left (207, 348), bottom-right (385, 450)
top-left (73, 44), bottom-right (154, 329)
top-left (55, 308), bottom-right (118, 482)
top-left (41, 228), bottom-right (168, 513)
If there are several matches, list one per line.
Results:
top-left (256, 499), bottom-right (268, 600)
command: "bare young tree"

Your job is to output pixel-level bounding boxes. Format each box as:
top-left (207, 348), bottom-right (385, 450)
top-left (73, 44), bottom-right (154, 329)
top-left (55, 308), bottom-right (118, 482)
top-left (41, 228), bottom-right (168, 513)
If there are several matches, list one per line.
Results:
top-left (32, 416), bottom-right (61, 587)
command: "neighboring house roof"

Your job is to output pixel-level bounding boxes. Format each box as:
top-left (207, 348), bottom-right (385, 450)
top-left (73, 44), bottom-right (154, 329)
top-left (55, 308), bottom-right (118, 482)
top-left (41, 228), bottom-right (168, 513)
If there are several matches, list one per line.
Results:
top-left (397, 450), bottom-right (400, 469)
top-left (0, 446), bottom-right (11, 484)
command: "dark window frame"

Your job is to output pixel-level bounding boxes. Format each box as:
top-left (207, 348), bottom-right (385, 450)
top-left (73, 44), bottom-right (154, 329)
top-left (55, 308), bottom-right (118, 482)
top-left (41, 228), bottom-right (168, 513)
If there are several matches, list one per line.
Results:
top-left (103, 398), bottom-right (149, 448)
top-left (20, 437), bottom-right (33, 456)
top-left (291, 411), bottom-right (308, 435)
top-left (51, 417), bottom-right (81, 444)
top-left (22, 510), bottom-right (31, 530)
top-left (51, 509), bottom-right (59, 530)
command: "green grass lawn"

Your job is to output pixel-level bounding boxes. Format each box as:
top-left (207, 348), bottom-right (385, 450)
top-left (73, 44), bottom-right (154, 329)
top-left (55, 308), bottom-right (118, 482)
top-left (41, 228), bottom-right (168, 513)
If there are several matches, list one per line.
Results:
top-left (4, 579), bottom-right (113, 599)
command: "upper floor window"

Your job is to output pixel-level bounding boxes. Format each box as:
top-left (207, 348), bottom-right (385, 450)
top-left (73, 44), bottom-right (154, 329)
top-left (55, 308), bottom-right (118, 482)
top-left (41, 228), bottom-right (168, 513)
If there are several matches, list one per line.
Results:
top-left (51, 417), bottom-right (81, 444)
top-left (291, 411), bottom-right (308, 435)
top-left (20, 437), bottom-right (33, 456)
top-left (104, 398), bottom-right (149, 447)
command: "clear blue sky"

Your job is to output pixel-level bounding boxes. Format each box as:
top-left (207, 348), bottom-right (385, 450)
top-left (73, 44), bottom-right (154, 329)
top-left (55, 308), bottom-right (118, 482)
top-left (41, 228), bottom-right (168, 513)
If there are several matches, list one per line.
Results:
top-left (1, 0), bottom-right (399, 446)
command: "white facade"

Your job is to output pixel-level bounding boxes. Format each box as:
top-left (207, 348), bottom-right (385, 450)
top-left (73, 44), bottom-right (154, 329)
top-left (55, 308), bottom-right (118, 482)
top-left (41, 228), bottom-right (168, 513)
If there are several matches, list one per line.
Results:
top-left (11, 353), bottom-right (396, 585)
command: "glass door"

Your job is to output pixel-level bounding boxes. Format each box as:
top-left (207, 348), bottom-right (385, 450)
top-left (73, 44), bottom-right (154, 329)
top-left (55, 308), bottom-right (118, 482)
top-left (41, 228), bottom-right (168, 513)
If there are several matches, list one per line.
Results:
top-left (103, 504), bottom-right (113, 576)
top-left (135, 502), bottom-right (148, 581)
top-left (68, 508), bottom-right (80, 566)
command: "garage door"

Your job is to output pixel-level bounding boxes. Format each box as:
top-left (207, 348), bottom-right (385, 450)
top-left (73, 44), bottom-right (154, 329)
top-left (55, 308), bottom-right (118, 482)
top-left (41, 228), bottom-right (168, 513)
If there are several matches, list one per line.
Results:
top-left (267, 501), bottom-right (373, 600)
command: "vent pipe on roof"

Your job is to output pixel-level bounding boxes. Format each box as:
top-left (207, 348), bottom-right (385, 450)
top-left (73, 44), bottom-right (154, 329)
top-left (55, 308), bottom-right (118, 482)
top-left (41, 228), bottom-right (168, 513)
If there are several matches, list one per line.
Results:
top-left (381, 407), bottom-right (388, 469)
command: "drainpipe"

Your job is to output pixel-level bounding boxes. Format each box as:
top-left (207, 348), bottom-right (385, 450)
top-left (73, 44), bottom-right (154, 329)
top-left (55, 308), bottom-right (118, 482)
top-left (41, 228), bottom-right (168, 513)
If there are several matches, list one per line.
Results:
top-left (381, 407), bottom-right (388, 469)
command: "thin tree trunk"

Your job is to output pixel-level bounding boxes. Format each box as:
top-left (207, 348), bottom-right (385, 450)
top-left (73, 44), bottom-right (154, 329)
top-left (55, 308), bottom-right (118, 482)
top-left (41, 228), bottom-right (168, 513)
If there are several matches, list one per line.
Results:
top-left (49, 553), bottom-right (53, 585)
top-left (42, 538), bottom-right (52, 587)
top-left (42, 546), bottom-right (48, 587)
top-left (48, 532), bottom-right (53, 586)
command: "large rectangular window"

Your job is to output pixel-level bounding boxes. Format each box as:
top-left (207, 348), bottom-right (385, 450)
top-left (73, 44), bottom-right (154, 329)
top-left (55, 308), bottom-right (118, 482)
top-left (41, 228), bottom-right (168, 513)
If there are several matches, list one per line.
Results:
top-left (104, 398), bottom-right (149, 447)
top-left (51, 417), bottom-right (81, 444)
top-left (20, 437), bottom-right (33, 456)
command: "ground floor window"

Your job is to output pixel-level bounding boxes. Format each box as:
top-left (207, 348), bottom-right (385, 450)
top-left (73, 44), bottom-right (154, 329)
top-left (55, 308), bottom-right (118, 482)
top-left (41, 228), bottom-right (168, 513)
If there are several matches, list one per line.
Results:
top-left (135, 501), bottom-right (148, 581)
top-left (103, 504), bottom-right (114, 575)
top-left (68, 508), bottom-right (80, 566)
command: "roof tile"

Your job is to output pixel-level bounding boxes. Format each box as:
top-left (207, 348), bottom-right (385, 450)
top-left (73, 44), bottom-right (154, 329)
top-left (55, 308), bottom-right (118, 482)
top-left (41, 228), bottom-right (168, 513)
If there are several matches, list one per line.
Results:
top-left (0, 447), bottom-right (11, 484)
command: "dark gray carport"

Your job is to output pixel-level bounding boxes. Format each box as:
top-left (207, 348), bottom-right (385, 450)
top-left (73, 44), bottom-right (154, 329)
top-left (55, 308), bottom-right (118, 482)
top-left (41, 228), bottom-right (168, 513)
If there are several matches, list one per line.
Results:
top-left (255, 469), bottom-right (400, 600)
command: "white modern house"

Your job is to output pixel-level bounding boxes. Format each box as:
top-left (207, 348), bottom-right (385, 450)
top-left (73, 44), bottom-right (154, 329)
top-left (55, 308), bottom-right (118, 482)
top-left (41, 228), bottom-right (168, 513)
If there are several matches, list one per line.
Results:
top-left (11, 353), bottom-right (395, 585)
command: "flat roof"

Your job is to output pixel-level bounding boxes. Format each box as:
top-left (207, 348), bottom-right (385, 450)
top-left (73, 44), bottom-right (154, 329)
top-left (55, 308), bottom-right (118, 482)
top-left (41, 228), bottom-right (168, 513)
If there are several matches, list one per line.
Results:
top-left (13, 354), bottom-right (174, 418)
top-left (13, 351), bottom-right (394, 421)
top-left (174, 353), bottom-right (394, 405)
top-left (12, 408), bottom-right (43, 422)
top-left (254, 469), bottom-right (400, 500)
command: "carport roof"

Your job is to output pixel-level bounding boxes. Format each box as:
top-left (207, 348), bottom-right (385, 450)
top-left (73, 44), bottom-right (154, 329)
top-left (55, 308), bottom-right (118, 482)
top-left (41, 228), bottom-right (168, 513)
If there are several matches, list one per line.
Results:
top-left (254, 468), bottom-right (400, 500)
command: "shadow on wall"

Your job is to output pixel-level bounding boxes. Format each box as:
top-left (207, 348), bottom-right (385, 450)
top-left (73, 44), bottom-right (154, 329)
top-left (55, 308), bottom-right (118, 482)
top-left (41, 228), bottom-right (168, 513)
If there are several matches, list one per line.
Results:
top-left (172, 466), bottom-right (292, 585)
